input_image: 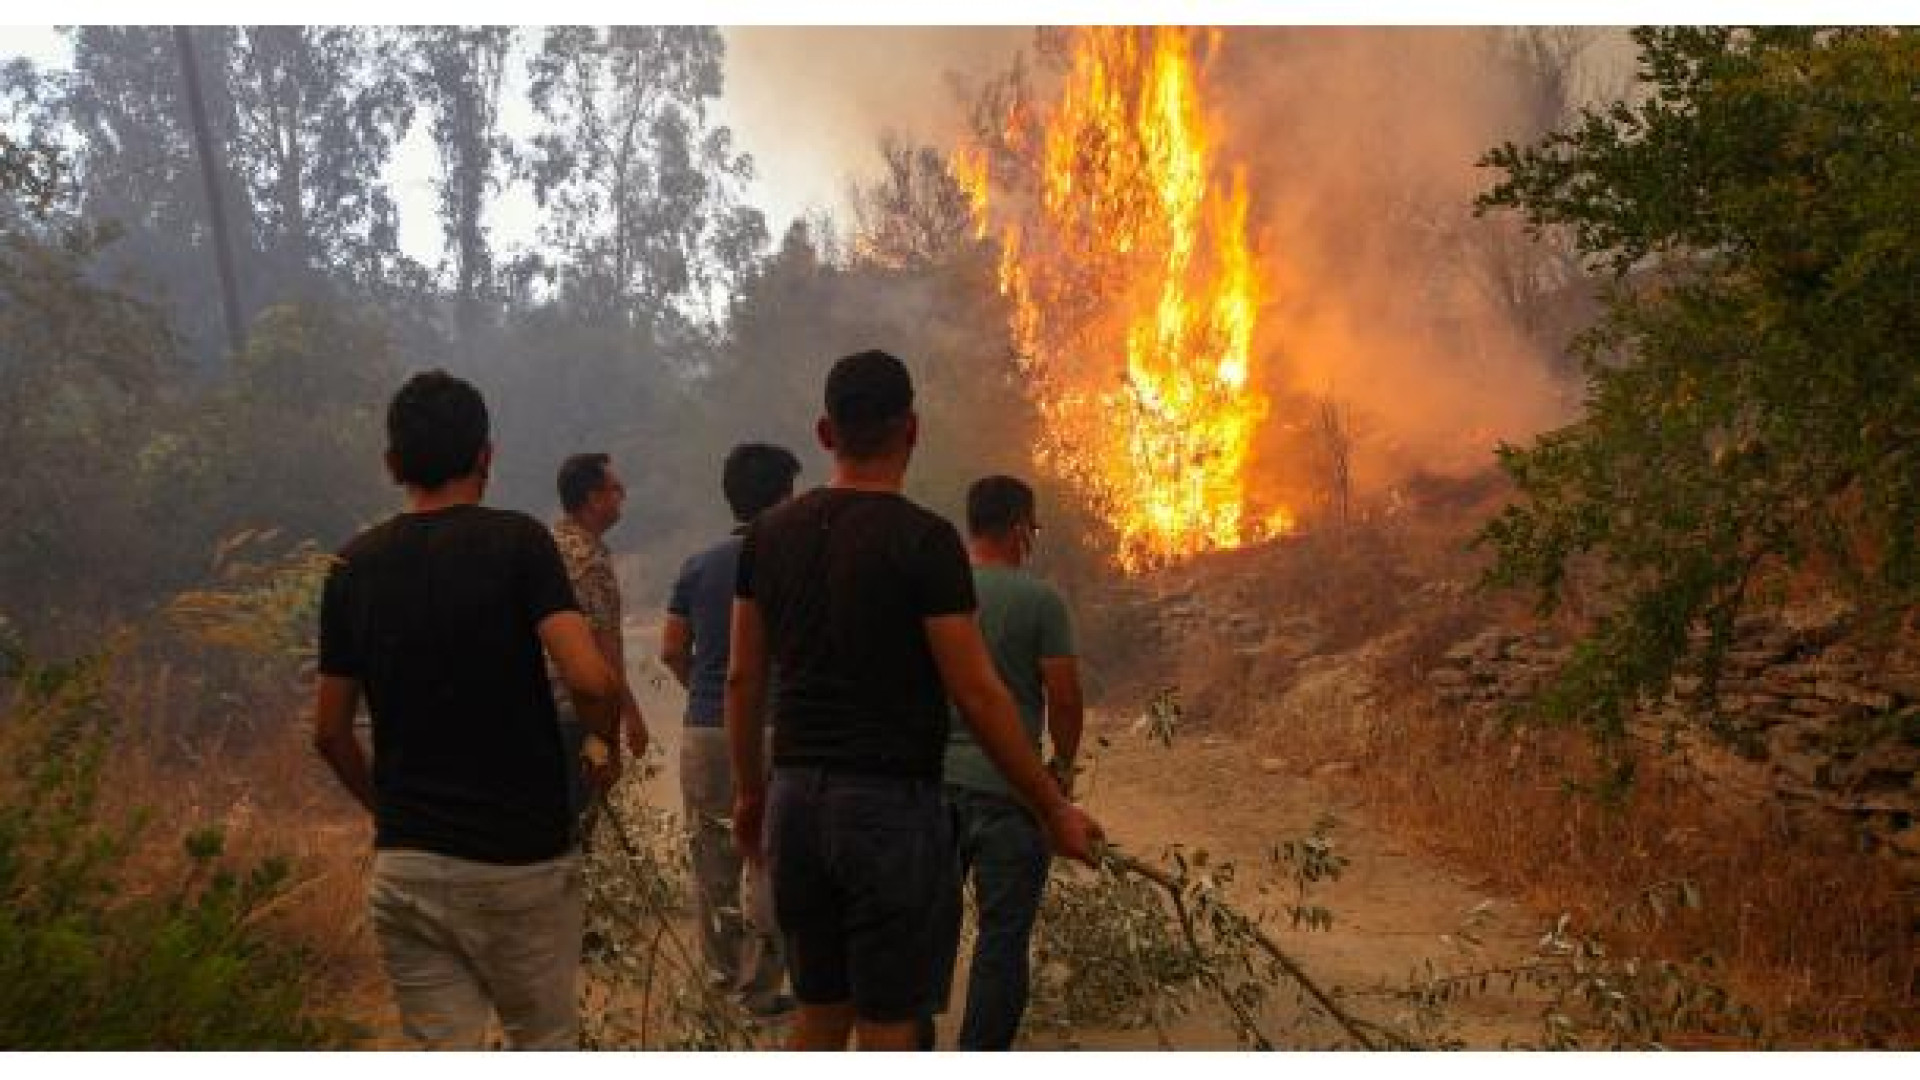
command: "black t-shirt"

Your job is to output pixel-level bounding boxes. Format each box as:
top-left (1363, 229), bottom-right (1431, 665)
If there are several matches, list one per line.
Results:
top-left (318, 504), bottom-right (580, 864)
top-left (736, 487), bottom-right (977, 778)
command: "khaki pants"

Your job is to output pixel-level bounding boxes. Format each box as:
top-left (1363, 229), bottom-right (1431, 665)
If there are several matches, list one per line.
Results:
top-left (680, 726), bottom-right (785, 1004)
top-left (368, 849), bottom-right (584, 1049)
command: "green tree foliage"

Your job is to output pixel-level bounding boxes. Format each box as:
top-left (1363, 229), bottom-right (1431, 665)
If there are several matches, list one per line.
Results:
top-left (0, 129), bottom-right (63, 221)
top-left (404, 27), bottom-right (516, 333)
top-left (0, 207), bottom-right (183, 629)
top-left (527, 26), bottom-right (766, 330)
top-left (8, 27), bottom-right (418, 351)
top-left (0, 203), bottom-right (388, 635)
top-left (224, 27), bottom-right (414, 277)
top-left (1476, 28), bottom-right (1920, 736)
top-left (0, 649), bottom-right (351, 1048)
top-left (137, 303), bottom-right (396, 559)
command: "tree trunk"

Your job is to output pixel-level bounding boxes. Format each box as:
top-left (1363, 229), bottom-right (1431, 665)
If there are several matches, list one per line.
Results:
top-left (173, 26), bottom-right (246, 358)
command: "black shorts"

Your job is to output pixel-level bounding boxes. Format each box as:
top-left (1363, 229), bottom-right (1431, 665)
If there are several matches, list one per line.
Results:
top-left (766, 766), bottom-right (954, 1023)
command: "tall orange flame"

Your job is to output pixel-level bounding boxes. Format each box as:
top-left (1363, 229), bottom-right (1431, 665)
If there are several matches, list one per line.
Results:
top-left (957, 27), bottom-right (1289, 572)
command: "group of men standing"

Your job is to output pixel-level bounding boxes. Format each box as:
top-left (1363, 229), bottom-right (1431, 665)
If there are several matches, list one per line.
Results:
top-left (313, 349), bottom-right (1103, 1051)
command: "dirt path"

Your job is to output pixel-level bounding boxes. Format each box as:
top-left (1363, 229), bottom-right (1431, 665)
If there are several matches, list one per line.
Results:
top-left (1047, 710), bottom-right (1547, 1048)
top-left (618, 618), bottom-right (1550, 1050)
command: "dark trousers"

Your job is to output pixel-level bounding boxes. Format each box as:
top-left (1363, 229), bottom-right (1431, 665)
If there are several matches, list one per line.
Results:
top-left (928, 785), bottom-right (1052, 1050)
top-left (767, 766), bottom-right (952, 1024)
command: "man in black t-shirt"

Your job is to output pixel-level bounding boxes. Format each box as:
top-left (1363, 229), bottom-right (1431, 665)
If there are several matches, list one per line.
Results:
top-left (725, 349), bottom-right (1104, 1051)
top-left (313, 371), bottom-right (622, 1049)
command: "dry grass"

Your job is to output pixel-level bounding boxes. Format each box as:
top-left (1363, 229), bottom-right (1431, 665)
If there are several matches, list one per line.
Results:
top-left (1269, 695), bottom-right (1920, 1046)
top-left (99, 650), bottom-right (392, 1040)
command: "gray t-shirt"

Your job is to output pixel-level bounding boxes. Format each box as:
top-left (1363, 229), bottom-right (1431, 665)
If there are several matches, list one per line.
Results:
top-left (667, 531), bottom-right (745, 726)
top-left (943, 564), bottom-right (1075, 797)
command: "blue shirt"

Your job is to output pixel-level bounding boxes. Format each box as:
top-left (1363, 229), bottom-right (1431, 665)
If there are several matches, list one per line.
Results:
top-left (667, 531), bottom-right (744, 726)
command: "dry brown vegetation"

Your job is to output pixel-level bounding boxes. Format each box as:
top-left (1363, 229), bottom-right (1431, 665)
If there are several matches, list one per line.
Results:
top-left (1104, 493), bottom-right (1920, 1047)
top-left (100, 646), bottom-right (392, 1037)
top-left (1317, 705), bottom-right (1919, 1045)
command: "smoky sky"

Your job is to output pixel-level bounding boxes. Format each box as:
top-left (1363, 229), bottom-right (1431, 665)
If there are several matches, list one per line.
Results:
top-left (721, 26), bottom-right (1032, 234)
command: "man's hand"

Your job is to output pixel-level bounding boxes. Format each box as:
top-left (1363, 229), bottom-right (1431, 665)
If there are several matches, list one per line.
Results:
top-left (733, 788), bottom-right (767, 866)
top-left (582, 733), bottom-right (622, 795)
top-left (313, 675), bottom-right (376, 814)
top-left (1041, 799), bottom-right (1104, 866)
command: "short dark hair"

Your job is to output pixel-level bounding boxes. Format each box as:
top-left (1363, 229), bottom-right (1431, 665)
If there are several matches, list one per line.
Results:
top-left (967, 475), bottom-right (1037, 538)
top-left (387, 370), bottom-right (489, 490)
top-left (557, 453), bottom-right (612, 514)
top-left (723, 443), bottom-right (801, 522)
top-left (824, 349), bottom-right (914, 459)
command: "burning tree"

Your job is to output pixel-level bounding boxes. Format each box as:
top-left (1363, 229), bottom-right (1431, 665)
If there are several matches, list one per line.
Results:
top-left (955, 28), bottom-right (1292, 572)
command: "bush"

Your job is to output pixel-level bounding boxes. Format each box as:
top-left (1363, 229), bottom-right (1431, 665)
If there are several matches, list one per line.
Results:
top-left (0, 645), bottom-right (352, 1049)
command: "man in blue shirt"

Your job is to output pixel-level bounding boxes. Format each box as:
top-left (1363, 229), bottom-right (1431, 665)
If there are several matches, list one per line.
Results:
top-left (662, 442), bottom-right (801, 1015)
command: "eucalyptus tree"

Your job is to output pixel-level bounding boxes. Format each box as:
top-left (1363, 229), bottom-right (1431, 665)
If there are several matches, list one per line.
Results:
top-left (405, 26), bottom-right (516, 334)
top-left (526, 25), bottom-right (766, 334)
top-left (5, 26), bottom-right (417, 346)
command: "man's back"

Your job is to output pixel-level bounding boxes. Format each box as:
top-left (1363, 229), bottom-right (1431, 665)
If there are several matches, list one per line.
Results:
top-left (942, 565), bottom-right (1074, 798)
top-left (738, 487), bottom-right (975, 778)
top-left (669, 532), bottom-right (745, 725)
top-left (320, 503), bottom-right (579, 863)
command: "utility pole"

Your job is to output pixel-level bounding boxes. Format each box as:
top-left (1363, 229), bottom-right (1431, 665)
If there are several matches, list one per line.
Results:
top-left (173, 26), bottom-right (246, 359)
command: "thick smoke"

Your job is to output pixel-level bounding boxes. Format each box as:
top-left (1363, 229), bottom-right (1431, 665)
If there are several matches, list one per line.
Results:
top-left (721, 27), bottom-right (1030, 232)
top-left (1213, 28), bottom-right (1629, 506)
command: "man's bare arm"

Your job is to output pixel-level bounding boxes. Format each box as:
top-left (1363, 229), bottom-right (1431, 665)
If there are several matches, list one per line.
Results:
top-left (596, 623), bottom-right (649, 758)
top-left (723, 598), bottom-right (771, 862)
top-left (925, 614), bottom-right (1102, 863)
top-left (1039, 656), bottom-right (1085, 792)
top-left (660, 614), bottom-right (694, 690)
top-left (540, 611), bottom-right (620, 742)
top-left (313, 675), bottom-right (375, 813)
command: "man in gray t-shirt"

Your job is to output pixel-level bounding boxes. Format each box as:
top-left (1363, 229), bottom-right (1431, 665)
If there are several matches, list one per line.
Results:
top-left (926, 475), bottom-right (1084, 1050)
top-left (661, 442), bottom-right (800, 1016)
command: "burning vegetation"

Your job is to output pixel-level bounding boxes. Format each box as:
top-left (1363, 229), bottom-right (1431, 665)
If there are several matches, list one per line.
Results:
top-left (955, 28), bottom-right (1288, 572)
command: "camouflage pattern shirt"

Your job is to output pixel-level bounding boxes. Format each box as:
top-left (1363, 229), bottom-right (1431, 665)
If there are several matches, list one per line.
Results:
top-left (550, 517), bottom-right (621, 636)
top-left (547, 517), bottom-right (620, 706)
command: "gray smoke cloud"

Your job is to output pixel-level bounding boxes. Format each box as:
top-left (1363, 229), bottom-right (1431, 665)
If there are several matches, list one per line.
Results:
top-left (1213, 27), bottom-right (1632, 506)
top-left (721, 27), bottom-right (1032, 234)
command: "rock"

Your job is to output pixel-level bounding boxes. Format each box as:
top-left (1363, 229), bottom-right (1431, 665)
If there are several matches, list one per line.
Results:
top-left (1260, 757), bottom-right (1284, 774)
top-left (1845, 687), bottom-right (1895, 711)
top-left (1876, 671), bottom-right (1920, 701)
top-left (1814, 680), bottom-right (1856, 703)
top-left (1820, 643), bottom-right (1861, 664)
top-left (1774, 749), bottom-right (1827, 786)
top-left (1313, 760), bottom-right (1355, 781)
top-left (1880, 824), bottom-right (1920, 858)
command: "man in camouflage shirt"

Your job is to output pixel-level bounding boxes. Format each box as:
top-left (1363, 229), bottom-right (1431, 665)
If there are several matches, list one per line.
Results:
top-left (551, 453), bottom-right (649, 833)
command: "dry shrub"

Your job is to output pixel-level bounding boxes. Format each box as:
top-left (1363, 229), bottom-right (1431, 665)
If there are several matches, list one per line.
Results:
top-left (1260, 692), bottom-right (1920, 1046)
top-left (97, 651), bottom-right (390, 1035)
